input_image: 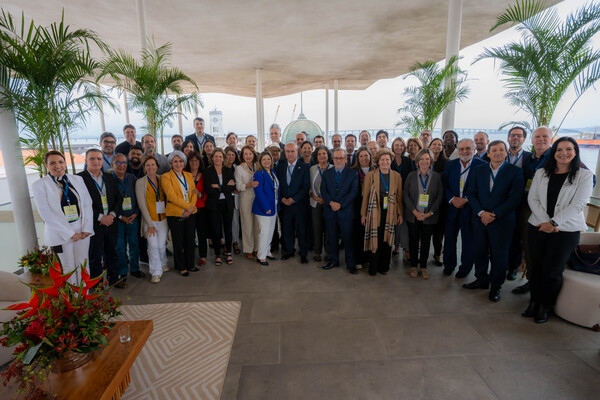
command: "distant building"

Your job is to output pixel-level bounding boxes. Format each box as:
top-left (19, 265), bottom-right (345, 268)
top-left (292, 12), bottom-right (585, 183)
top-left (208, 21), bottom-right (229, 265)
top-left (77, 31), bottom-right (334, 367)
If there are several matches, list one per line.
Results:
top-left (282, 112), bottom-right (324, 144)
top-left (209, 108), bottom-right (224, 138)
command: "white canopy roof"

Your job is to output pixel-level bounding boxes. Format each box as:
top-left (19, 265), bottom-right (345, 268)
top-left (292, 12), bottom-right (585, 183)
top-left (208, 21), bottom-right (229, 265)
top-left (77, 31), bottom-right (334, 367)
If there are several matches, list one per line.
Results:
top-left (2, 0), bottom-right (560, 97)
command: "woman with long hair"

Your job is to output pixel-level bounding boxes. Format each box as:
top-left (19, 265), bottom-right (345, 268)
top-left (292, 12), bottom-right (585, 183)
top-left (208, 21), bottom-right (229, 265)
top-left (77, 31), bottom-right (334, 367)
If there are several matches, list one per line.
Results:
top-left (235, 145), bottom-right (260, 259)
top-left (225, 146), bottom-right (242, 254)
top-left (181, 140), bottom-right (195, 158)
top-left (300, 141), bottom-right (314, 166)
top-left (252, 152), bottom-right (280, 265)
top-left (429, 137), bottom-right (448, 266)
top-left (361, 149), bottom-right (403, 275)
top-left (309, 145), bottom-right (333, 262)
top-left (185, 151), bottom-right (208, 267)
top-left (391, 137), bottom-right (413, 259)
top-left (205, 148), bottom-right (236, 265)
top-left (352, 146), bottom-right (374, 269)
top-left (136, 155), bottom-right (168, 282)
top-left (403, 149), bottom-right (444, 279)
top-left (202, 140), bottom-right (216, 169)
top-left (524, 136), bottom-right (593, 323)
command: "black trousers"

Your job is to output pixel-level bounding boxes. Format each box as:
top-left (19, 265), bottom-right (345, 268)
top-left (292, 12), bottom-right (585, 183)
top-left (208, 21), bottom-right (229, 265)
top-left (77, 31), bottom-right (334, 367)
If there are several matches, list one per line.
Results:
top-left (432, 207), bottom-right (445, 257)
top-left (369, 209), bottom-right (392, 275)
top-left (167, 214), bottom-right (196, 271)
top-left (209, 200), bottom-right (234, 256)
top-left (194, 207), bottom-right (208, 258)
top-left (528, 224), bottom-right (580, 307)
top-left (88, 225), bottom-right (118, 285)
top-left (354, 211), bottom-right (368, 266)
top-left (407, 221), bottom-right (435, 269)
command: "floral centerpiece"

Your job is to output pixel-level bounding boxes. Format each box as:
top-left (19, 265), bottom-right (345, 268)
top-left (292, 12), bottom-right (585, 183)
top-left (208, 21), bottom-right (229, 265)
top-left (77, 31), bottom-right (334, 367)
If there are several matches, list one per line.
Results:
top-left (1, 262), bottom-right (121, 399)
top-left (18, 247), bottom-right (55, 275)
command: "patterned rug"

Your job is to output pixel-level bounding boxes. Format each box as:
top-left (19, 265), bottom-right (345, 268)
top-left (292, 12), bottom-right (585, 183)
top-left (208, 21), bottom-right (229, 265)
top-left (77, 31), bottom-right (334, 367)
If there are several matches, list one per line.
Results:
top-left (117, 301), bottom-right (241, 400)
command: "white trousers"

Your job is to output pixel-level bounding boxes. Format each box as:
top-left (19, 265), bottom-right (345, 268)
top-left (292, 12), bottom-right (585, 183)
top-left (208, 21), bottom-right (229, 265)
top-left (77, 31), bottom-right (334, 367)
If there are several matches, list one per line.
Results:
top-left (56, 219), bottom-right (90, 286)
top-left (256, 214), bottom-right (277, 260)
top-left (146, 219), bottom-right (169, 277)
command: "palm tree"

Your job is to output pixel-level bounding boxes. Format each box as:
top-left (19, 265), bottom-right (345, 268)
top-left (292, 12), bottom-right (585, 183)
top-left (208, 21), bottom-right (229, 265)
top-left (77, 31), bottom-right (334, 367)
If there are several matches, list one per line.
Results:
top-left (98, 41), bottom-right (202, 153)
top-left (396, 55), bottom-right (469, 137)
top-left (0, 9), bottom-right (113, 174)
top-left (476, 0), bottom-right (600, 132)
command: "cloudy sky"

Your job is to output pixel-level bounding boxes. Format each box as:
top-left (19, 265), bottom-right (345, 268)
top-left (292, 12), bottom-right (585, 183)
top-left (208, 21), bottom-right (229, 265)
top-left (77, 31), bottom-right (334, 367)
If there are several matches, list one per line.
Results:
top-left (97, 0), bottom-right (600, 139)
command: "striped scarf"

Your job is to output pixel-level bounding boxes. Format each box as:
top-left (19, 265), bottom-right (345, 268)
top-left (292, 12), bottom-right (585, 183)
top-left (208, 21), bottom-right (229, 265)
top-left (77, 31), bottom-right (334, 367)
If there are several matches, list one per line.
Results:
top-left (363, 184), bottom-right (396, 252)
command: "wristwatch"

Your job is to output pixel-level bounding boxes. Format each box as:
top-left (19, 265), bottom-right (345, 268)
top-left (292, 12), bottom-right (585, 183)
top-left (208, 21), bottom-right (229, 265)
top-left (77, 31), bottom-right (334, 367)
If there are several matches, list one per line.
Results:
top-left (549, 220), bottom-right (558, 227)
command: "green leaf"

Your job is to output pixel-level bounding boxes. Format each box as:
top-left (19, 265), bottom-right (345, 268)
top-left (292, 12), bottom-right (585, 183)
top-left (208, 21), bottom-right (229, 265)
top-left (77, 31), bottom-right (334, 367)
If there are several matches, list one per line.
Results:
top-left (22, 342), bottom-right (42, 365)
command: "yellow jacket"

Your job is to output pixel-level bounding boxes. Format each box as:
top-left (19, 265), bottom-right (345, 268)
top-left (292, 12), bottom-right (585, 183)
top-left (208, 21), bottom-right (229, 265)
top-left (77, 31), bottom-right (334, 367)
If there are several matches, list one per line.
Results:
top-left (161, 170), bottom-right (198, 217)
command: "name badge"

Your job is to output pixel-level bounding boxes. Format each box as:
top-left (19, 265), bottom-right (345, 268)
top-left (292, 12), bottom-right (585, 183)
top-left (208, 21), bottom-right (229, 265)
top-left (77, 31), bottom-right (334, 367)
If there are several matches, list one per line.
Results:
top-left (383, 196), bottom-right (388, 210)
top-left (156, 201), bottom-right (166, 214)
top-left (459, 180), bottom-right (465, 197)
top-left (418, 194), bottom-right (430, 208)
top-left (122, 197), bottom-right (132, 211)
top-left (101, 195), bottom-right (109, 213)
top-left (525, 178), bottom-right (533, 190)
top-left (63, 205), bottom-right (79, 222)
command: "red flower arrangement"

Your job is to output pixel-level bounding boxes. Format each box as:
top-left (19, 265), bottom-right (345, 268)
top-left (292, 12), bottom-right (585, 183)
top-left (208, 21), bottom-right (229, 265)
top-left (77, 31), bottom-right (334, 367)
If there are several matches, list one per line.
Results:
top-left (1, 262), bottom-right (121, 399)
top-left (18, 247), bottom-right (55, 275)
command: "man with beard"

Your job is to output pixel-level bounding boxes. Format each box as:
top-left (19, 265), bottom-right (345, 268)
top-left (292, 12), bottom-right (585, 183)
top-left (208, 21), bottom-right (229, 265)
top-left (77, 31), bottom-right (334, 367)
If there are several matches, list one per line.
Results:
top-left (115, 124), bottom-right (142, 156)
top-left (127, 145), bottom-right (145, 179)
top-left (376, 130), bottom-right (389, 149)
top-left (313, 135), bottom-right (325, 148)
top-left (359, 130), bottom-right (370, 147)
top-left (296, 131), bottom-right (308, 148)
top-left (99, 132), bottom-right (117, 173)
top-left (419, 130), bottom-right (433, 148)
top-left (141, 134), bottom-right (170, 175)
top-left (331, 134), bottom-right (342, 150)
top-left (171, 134), bottom-right (183, 152)
top-left (443, 130), bottom-right (459, 160)
top-left (474, 131), bottom-right (491, 162)
top-left (345, 134), bottom-right (357, 166)
top-left (442, 138), bottom-right (487, 278)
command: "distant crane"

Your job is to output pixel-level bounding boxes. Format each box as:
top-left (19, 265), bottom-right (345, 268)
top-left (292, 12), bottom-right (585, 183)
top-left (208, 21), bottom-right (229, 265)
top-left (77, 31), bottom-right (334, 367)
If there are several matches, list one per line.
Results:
top-left (290, 104), bottom-right (297, 122)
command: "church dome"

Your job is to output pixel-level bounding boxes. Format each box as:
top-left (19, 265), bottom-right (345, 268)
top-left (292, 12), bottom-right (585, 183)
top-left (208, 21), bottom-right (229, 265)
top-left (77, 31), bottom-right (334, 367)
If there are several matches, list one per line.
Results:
top-left (282, 112), bottom-right (324, 144)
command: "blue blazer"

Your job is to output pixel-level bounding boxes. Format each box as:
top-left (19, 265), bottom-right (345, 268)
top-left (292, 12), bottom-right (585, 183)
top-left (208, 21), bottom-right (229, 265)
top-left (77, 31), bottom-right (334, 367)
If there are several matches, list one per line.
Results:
top-left (252, 169), bottom-right (280, 216)
top-left (276, 160), bottom-right (310, 206)
top-left (443, 157), bottom-right (487, 203)
top-left (466, 163), bottom-right (524, 223)
top-left (321, 167), bottom-right (359, 220)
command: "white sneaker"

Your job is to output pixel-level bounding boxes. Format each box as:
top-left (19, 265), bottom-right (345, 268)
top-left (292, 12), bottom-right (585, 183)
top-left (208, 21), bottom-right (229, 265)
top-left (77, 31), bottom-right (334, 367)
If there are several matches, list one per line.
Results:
top-left (151, 275), bottom-right (161, 284)
top-left (162, 265), bottom-right (169, 272)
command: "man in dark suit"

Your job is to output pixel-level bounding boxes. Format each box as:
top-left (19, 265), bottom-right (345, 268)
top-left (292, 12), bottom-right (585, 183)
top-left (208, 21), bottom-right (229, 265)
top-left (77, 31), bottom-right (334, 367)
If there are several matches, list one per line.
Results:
top-left (442, 138), bottom-right (488, 278)
top-left (473, 131), bottom-right (491, 163)
top-left (344, 134), bottom-right (357, 166)
top-left (464, 140), bottom-right (524, 302)
top-left (321, 148), bottom-right (359, 274)
top-left (184, 117), bottom-right (215, 153)
top-left (78, 149), bottom-right (123, 287)
top-left (276, 143), bottom-right (310, 263)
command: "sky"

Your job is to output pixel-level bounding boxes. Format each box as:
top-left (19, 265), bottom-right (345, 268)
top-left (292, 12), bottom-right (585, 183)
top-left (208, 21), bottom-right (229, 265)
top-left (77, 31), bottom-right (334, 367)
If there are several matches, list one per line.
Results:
top-left (94, 0), bottom-right (600, 140)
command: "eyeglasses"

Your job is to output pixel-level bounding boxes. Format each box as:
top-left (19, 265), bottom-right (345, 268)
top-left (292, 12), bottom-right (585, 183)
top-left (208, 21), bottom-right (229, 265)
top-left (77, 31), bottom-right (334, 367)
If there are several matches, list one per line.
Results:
top-left (333, 157), bottom-right (346, 160)
top-left (114, 161), bottom-right (127, 165)
top-left (103, 140), bottom-right (116, 144)
top-left (509, 134), bottom-right (524, 138)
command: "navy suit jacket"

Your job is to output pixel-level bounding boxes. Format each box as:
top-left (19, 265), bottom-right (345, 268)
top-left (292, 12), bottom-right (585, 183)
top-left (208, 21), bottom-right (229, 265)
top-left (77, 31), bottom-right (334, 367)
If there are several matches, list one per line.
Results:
top-left (466, 163), bottom-right (524, 223)
top-left (184, 132), bottom-right (216, 152)
top-left (443, 157), bottom-right (488, 203)
top-left (252, 169), bottom-right (280, 216)
top-left (321, 167), bottom-right (359, 220)
top-left (276, 159), bottom-right (310, 206)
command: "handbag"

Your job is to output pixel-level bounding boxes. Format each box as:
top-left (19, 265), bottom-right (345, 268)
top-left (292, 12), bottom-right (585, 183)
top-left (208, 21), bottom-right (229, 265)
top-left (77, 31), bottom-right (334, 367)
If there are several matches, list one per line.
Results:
top-left (568, 244), bottom-right (600, 275)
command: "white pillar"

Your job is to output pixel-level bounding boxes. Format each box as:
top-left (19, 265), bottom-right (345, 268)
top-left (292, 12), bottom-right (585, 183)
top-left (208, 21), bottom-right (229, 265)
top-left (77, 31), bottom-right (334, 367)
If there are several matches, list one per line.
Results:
top-left (593, 146), bottom-right (600, 198)
top-left (177, 95), bottom-right (183, 135)
top-left (97, 85), bottom-right (106, 132)
top-left (334, 79), bottom-right (339, 141)
top-left (0, 107), bottom-right (38, 253)
top-left (256, 68), bottom-right (265, 151)
top-left (123, 91), bottom-right (130, 124)
top-left (441, 0), bottom-right (463, 134)
top-left (325, 84), bottom-right (329, 145)
top-left (136, 0), bottom-right (148, 52)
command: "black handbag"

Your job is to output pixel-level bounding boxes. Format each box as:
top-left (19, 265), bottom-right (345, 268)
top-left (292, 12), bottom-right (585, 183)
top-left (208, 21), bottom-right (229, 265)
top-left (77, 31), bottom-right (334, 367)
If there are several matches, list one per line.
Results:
top-left (568, 244), bottom-right (600, 275)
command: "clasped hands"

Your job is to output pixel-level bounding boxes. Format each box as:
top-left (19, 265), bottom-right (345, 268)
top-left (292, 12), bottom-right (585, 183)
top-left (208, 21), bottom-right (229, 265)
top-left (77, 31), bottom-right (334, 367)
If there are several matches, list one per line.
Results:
top-left (282, 197), bottom-right (295, 206)
top-left (480, 211), bottom-right (496, 225)
top-left (181, 205), bottom-right (197, 219)
top-left (71, 232), bottom-right (91, 241)
top-left (413, 209), bottom-right (431, 222)
top-left (119, 214), bottom-right (138, 225)
top-left (537, 221), bottom-right (558, 233)
top-left (451, 196), bottom-right (468, 209)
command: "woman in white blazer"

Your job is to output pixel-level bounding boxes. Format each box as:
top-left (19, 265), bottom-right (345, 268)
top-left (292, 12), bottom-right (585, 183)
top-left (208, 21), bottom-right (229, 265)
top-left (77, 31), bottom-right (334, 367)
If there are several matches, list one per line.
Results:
top-left (234, 145), bottom-right (260, 259)
top-left (525, 137), bottom-right (594, 323)
top-left (32, 151), bottom-right (94, 285)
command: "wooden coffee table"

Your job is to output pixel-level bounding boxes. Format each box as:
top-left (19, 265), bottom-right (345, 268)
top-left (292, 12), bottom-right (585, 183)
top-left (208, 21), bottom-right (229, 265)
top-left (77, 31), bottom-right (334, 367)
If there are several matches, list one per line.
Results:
top-left (49, 320), bottom-right (153, 400)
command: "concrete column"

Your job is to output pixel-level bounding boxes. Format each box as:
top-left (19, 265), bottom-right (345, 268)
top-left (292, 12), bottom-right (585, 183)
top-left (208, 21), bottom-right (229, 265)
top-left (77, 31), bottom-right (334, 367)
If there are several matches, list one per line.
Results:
top-left (256, 68), bottom-right (265, 151)
top-left (123, 91), bottom-right (130, 124)
top-left (136, 0), bottom-right (148, 52)
top-left (441, 0), bottom-right (463, 134)
top-left (593, 146), bottom-right (600, 198)
top-left (0, 107), bottom-right (38, 253)
top-left (334, 79), bottom-right (339, 140)
top-left (325, 84), bottom-right (329, 146)
top-left (97, 85), bottom-right (106, 132)
top-left (177, 94), bottom-right (183, 135)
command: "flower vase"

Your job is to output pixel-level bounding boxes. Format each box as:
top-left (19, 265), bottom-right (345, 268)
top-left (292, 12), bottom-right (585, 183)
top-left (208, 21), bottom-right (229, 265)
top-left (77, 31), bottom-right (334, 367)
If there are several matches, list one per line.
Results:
top-left (54, 351), bottom-right (93, 372)
top-left (30, 272), bottom-right (54, 287)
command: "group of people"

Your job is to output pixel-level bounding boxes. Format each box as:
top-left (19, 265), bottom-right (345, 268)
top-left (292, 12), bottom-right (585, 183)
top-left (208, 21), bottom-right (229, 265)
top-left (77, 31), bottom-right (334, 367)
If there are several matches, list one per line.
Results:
top-left (31, 119), bottom-right (593, 324)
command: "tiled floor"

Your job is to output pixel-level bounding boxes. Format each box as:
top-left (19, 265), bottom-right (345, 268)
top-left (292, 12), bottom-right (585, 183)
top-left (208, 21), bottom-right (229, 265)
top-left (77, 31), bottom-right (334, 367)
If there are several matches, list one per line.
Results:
top-left (117, 250), bottom-right (600, 400)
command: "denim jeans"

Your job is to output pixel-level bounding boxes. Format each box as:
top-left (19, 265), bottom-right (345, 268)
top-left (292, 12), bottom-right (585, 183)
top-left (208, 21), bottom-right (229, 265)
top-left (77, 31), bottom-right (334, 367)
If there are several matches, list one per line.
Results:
top-left (116, 218), bottom-right (140, 277)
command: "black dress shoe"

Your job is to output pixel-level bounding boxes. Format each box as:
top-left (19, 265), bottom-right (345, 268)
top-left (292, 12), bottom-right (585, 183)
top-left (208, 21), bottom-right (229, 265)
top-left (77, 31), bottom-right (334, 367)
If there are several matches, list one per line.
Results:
top-left (506, 270), bottom-right (517, 281)
top-left (300, 256), bottom-right (309, 264)
top-left (463, 280), bottom-right (489, 290)
top-left (455, 270), bottom-right (469, 279)
top-left (322, 262), bottom-right (337, 270)
top-left (259, 261), bottom-right (269, 266)
top-left (282, 253), bottom-right (293, 260)
top-left (131, 270), bottom-right (146, 279)
top-left (489, 287), bottom-right (501, 302)
top-left (443, 269), bottom-right (453, 276)
top-left (512, 282), bottom-right (530, 294)
top-left (521, 301), bottom-right (538, 318)
top-left (348, 267), bottom-right (358, 275)
top-left (534, 305), bottom-right (550, 323)
top-left (267, 256), bottom-right (277, 261)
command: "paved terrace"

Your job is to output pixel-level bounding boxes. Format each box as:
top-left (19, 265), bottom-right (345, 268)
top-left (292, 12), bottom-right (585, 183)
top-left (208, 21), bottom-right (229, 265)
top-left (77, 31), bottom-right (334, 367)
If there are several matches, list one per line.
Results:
top-left (115, 249), bottom-right (600, 400)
